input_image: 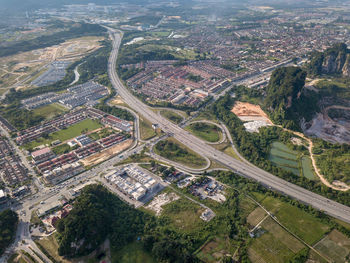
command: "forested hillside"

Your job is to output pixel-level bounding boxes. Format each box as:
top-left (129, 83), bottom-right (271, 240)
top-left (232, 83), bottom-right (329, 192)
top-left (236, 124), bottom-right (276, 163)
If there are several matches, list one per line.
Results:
top-left (263, 66), bottom-right (318, 129)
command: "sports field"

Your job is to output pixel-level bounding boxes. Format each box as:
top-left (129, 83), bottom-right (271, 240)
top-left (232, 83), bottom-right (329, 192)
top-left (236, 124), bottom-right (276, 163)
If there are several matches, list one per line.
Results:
top-left (24, 119), bottom-right (103, 150)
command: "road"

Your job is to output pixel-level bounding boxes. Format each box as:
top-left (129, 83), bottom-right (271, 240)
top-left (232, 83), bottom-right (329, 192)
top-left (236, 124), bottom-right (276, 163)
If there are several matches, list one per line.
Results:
top-left (107, 29), bottom-right (350, 223)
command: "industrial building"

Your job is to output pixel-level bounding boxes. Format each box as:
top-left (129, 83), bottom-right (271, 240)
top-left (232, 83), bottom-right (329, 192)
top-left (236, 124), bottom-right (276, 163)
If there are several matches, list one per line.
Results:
top-left (105, 165), bottom-right (160, 201)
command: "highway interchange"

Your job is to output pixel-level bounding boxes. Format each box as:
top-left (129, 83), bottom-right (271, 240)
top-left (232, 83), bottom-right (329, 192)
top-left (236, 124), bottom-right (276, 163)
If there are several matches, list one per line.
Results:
top-left (1, 26), bottom-right (350, 262)
top-left (107, 29), bottom-right (350, 224)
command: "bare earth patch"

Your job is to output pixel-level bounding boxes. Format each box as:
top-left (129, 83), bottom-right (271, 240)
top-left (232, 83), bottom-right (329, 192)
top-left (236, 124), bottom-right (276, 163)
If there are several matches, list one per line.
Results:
top-left (146, 192), bottom-right (180, 216)
top-left (81, 139), bottom-right (133, 167)
top-left (231, 101), bottom-right (272, 123)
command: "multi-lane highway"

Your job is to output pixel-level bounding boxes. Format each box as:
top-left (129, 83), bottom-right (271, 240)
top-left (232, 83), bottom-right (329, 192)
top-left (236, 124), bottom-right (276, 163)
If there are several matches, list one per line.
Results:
top-left (107, 29), bottom-right (350, 223)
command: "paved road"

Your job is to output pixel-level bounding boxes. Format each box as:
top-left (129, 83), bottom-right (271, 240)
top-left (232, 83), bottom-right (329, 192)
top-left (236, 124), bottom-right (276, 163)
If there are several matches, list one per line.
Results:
top-left (107, 29), bottom-right (350, 223)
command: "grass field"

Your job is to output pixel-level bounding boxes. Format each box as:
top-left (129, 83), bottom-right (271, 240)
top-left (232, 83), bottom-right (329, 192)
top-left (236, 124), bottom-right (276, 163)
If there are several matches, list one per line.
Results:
top-left (185, 122), bottom-right (222, 143)
top-left (154, 137), bottom-right (208, 168)
top-left (24, 119), bottom-right (103, 150)
top-left (261, 196), bottom-right (329, 244)
top-left (111, 242), bottom-right (156, 263)
top-left (159, 110), bottom-right (184, 124)
top-left (301, 156), bottom-right (316, 180)
top-left (139, 116), bottom-right (157, 141)
top-left (32, 103), bottom-right (68, 120)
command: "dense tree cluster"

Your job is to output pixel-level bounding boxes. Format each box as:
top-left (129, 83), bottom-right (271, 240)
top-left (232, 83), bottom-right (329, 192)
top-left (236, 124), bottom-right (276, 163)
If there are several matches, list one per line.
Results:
top-left (56, 184), bottom-right (149, 257)
top-left (95, 104), bottom-right (135, 122)
top-left (56, 184), bottom-right (204, 262)
top-left (0, 102), bottom-right (44, 130)
top-left (0, 209), bottom-right (18, 256)
top-left (313, 140), bottom-right (350, 183)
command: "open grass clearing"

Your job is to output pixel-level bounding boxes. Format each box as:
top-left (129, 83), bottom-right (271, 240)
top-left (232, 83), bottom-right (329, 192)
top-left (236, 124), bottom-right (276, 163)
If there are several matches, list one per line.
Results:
top-left (161, 197), bottom-right (205, 233)
top-left (154, 137), bottom-right (208, 169)
top-left (24, 119), bottom-right (103, 150)
top-left (261, 196), bottom-right (330, 245)
top-left (111, 241), bottom-right (156, 263)
top-left (159, 109), bottom-right (184, 124)
top-left (32, 103), bottom-right (68, 120)
top-left (185, 122), bottom-right (222, 143)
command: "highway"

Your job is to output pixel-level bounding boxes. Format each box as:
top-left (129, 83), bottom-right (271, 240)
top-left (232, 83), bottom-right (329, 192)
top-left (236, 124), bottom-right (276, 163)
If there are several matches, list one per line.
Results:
top-left (107, 29), bottom-right (350, 223)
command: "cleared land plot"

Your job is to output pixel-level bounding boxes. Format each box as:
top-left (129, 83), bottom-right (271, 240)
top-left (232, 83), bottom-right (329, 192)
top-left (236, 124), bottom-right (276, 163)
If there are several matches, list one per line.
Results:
top-left (111, 242), bottom-right (156, 263)
top-left (154, 137), bottom-right (208, 169)
top-left (24, 119), bottom-right (103, 150)
top-left (32, 103), bottom-right (68, 120)
top-left (314, 229), bottom-right (350, 263)
top-left (145, 192), bottom-right (180, 216)
top-left (0, 36), bottom-right (103, 90)
top-left (185, 122), bottom-right (222, 143)
top-left (80, 139), bottom-right (133, 167)
top-left (161, 197), bottom-right (205, 233)
top-left (159, 109), bottom-right (184, 124)
top-left (231, 101), bottom-right (272, 123)
top-left (261, 196), bottom-right (329, 244)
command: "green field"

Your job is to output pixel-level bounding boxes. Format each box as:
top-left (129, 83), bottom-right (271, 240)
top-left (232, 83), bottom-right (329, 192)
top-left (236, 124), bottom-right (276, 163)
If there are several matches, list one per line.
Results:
top-left (24, 119), bottom-right (103, 150)
top-left (248, 230), bottom-right (296, 263)
top-left (111, 242), bottom-right (156, 263)
top-left (185, 122), bottom-right (222, 143)
top-left (154, 137), bottom-right (208, 168)
top-left (301, 156), bottom-right (316, 180)
top-left (314, 230), bottom-right (350, 263)
top-left (261, 196), bottom-right (329, 244)
top-left (159, 110), bottom-right (184, 124)
top-left (32, 103), bottom-right (68, 120)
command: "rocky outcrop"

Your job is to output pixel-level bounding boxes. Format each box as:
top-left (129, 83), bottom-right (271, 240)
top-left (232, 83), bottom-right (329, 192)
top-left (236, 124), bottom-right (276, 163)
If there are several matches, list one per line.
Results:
top-left (309, 43), bottom-right (350, 77)
top-left (342, 54), bottom-right (350, 77)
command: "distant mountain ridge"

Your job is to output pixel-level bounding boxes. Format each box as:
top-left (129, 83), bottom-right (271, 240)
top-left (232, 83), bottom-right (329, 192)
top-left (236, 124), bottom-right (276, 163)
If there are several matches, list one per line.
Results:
top-left (308, 43), bottom-right (350, 77)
